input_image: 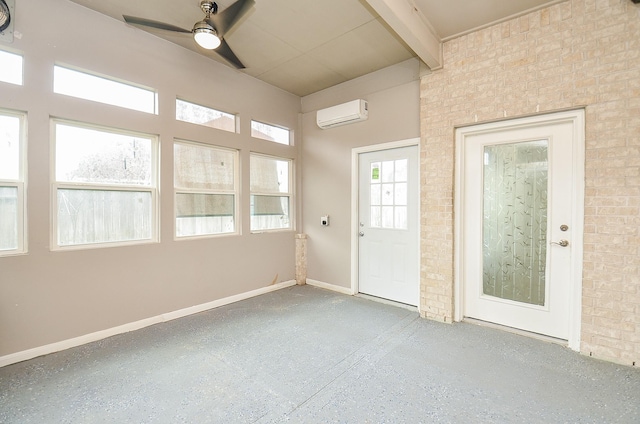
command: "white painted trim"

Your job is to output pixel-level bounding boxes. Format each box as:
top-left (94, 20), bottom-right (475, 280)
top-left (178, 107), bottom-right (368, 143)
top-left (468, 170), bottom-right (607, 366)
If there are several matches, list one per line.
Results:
top-left (363, 0), bottom-right (442, 69)
top-left (351, 138), bottom-right (421, 313)
top-left (454, 142), bottom-right (464, 323)
top-left (0, 280), bottom-right (296, 368)
top-left (453, 109), bottom-right (585, 351)
top-left (306, 279), bottom-right (355, 296)
top-left (567, 111), bottom-right (585, 352)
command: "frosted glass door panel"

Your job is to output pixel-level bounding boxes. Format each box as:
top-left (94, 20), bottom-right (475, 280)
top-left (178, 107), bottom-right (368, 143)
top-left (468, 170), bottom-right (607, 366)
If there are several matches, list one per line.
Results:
top-left (460, 110), bottom-right (584, 342)
top-left (483, 140), bottom-right (548, 306)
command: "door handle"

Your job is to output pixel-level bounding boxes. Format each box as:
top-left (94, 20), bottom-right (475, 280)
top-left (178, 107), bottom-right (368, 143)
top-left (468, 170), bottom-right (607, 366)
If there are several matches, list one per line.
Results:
top-left (359, 231), bottom-right (365, 237)
top-left (550, 239), bottom-right (569, 247)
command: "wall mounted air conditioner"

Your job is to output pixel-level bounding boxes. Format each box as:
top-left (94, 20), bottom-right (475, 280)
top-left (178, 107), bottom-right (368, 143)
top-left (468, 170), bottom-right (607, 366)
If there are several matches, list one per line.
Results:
top-left (317, 99), bottom-right (368, 129)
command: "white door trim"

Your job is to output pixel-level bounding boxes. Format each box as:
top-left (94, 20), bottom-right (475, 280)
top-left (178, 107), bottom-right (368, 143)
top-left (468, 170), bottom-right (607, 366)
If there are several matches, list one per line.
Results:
top-left (351, 138), bottom-right (421, 311)
top-left (454, 110), bottom-right (585, 351)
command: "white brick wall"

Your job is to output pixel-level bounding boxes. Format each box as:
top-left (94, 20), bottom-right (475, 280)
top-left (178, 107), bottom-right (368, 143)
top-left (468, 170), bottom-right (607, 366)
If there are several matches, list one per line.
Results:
top-left (420, 0), bottom-right (640, 365)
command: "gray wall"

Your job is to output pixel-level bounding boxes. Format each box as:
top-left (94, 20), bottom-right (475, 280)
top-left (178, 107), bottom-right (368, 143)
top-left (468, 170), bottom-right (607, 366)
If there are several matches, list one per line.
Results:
top-left (300, 59), bottom-right (421, 289)
top-left (0, 0), bottom-right (300, 356)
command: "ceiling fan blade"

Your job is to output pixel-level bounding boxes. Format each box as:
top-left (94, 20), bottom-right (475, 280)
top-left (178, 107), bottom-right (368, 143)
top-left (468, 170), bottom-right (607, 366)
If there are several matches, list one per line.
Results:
top-left (214, 38), bottom-right (245, 69)
top-left (209, 0), bottom-right (255, 38)
top-left (123, 15), bottom-right (192, 34)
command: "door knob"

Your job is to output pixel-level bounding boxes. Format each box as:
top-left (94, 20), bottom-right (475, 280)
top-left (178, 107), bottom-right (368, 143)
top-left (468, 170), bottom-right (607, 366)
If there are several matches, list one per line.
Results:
top-left (550, 239), bottom-right (569, 247)
top-left (359, 231), bottom-right (365, 237)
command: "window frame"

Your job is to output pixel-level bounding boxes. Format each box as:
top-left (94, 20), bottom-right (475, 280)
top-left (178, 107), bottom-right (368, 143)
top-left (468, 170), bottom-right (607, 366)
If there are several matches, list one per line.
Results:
top-left (50, 118), bottom-right (160, 251)
top-left (250, 120), bottom-right (292, 145)
top-left (0, 108), bottom-right (27, 256)
top-left (53, 64), bottom-right (159, 115)
top-left (173, 139), bottom-right (240, 240)
top-left (249, 153), bottom-right (294, 233)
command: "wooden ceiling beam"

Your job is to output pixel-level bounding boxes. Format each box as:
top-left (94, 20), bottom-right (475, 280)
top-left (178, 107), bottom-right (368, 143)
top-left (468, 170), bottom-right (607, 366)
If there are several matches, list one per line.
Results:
top-left (364, 0), bottom-right (442, 70)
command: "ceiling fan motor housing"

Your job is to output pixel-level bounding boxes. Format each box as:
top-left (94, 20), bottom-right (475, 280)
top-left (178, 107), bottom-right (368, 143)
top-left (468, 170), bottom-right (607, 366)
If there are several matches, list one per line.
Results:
top-left (200, 1), bottom-right (218, 15)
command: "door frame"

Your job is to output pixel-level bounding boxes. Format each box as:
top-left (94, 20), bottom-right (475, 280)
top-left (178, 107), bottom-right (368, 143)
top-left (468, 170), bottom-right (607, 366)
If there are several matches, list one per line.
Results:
top-left (454, 110), bottom-right (585, 351)
top-left (351, 138), bottom-right (421, 311)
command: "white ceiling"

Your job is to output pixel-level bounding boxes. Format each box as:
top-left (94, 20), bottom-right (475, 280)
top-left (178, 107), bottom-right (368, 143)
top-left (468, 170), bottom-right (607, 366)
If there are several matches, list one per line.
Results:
top-left (68, 0), bottom-right (564, 97)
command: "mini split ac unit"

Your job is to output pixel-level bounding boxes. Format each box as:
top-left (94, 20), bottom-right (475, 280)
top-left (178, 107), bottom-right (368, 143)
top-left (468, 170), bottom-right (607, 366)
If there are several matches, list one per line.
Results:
top-left (316, 99), bottom-right (368, 129)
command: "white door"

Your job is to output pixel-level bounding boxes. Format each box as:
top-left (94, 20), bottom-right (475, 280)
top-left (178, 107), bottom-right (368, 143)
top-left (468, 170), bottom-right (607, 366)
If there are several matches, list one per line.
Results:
top-left (457, 111), bottom-right (584, 341)
top-left (358, 145), bottom-right (419, 306)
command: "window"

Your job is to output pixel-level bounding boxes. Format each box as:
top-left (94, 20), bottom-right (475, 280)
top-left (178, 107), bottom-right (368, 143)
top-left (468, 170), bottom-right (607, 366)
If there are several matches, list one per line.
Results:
top-left (53, 65), bottom-right (158, 114)
top-left (369, 159), bottom-right (408, 230)
top-left (52, 120), bottom-right (158, 248)
top-left (176, 99), bottom-right (236, 133)
top-left (174, 141), bottom-right (238, 238)
top-left (250, 154), bottom-right (292, 231)
top-left (0, 49), bottom-right (22, 85)
top-left (251, 120), bottom-right (291, 145)
top-left (0, 109), bottom-right (26, 255)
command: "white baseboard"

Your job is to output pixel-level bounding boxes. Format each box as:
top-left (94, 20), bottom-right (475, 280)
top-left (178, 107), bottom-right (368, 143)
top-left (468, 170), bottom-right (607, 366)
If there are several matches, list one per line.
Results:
top-left (0, 280), bottom-right (296, 368)
top-left (306, 279), bottom-right (355, 295)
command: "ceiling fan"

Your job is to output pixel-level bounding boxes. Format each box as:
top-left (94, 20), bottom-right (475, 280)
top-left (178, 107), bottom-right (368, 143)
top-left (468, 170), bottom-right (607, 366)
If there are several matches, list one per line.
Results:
top-left (0, 0), bottom-right (11, 32)
top-left (0, 0), bottom-right (13, 43)
top-left (123, 0), bottom-right (254, 69)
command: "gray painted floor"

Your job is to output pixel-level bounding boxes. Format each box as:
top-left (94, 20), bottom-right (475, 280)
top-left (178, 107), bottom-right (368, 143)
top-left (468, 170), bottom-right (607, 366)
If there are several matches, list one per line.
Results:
top-left (1, 285), bottom-right (638, 423)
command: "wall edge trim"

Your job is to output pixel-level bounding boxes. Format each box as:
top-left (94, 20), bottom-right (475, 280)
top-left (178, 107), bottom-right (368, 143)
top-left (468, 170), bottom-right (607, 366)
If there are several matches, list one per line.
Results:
top-left (0, 280), bottom-right (297, 368)
top-left (306, 279), bottom-right (355, 295)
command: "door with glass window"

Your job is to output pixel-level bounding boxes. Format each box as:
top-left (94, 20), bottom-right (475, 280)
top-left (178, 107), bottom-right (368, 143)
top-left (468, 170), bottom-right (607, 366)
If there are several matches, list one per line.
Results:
top-left (459, 113), bottom-right (583, 340)
top-left (358, 145), bottom-right (419, 305)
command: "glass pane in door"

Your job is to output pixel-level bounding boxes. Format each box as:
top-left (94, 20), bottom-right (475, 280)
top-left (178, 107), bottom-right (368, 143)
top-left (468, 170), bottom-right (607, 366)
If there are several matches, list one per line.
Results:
top-left (482, 140), bottom-right (548, 306)
top-left (370, 159), bottom-right (409, 230)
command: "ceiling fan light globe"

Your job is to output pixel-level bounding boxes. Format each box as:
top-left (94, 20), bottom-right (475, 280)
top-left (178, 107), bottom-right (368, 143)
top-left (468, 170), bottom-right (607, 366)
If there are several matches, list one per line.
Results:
top-left (193, 22), bottom-right (221, 49)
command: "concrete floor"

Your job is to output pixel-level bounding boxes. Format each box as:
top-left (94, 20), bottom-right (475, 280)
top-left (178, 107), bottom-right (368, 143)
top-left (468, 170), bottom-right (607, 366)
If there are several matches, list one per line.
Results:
top-left (1, 285), bottom-right (638, 423)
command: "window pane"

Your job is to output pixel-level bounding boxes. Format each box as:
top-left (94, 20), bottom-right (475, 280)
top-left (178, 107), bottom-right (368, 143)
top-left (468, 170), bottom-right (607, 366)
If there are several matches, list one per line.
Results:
top-left (382, 183), bottom-right (394, 205)
top-left (250, 195), bottom-right (290, 230)
top-left (0, 114), bottom-right (20, 180)
top-left (176, 99), bottom-right (236, 132)
top-left (55, 124), bottom-right (152, 186)
top-left (176, 193), bottom-right (234, 217)
top-left (176, 193), bottom-right (234, 237)
top-left (0, 186), bottom-right (17, 250)
top-left (0, 50), bottom-right (22, 86)
top-left (395, 206), bottom-right (407, 230)
top-left (381, 160), bottom-right (394, 182)
top-left (395, 159), bottom-right (408, 181)
top-left (370, 184), bottom-right (381, 206)
top-left (174, 143), bottom-right (235, 191)
top-left (395, 183), bottom-right (407, 206)
top-left (251, 120), bottom-right (290, 145)
top-left (382, 206), bottom-right (394, 228)
top-left (250, 155), bottom-right (290, 193)
top-left (483, 140), bottom-right (548, 306)
top-left (54, 66), bottom-right (156, 114)
top-left (370, 162), bottom-right (381, 183)
top-left (370, 206), bottom-right (381, 228)
top-left (57, 189), bottom-right (152, 246)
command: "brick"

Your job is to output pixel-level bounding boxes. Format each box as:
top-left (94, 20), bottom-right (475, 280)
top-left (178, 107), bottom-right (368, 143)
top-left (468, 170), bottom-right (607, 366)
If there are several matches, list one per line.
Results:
top-left (421, 0), bottom-right (640, 360)
top-left (420, 0), bottom-right (640, 362)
